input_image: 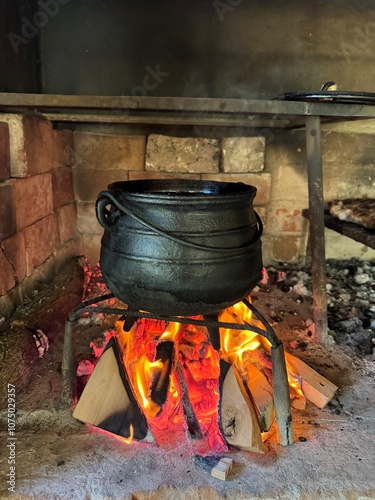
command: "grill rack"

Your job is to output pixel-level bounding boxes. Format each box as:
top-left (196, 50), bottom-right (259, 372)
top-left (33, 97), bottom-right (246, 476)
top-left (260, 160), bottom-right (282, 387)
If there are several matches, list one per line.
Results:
top-left (62, 293), bottom-right (293, 446)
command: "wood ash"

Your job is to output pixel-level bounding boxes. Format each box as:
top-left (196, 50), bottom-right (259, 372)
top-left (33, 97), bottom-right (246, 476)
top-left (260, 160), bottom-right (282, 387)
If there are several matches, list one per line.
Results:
top-left (273, 259), bottom-right (375, 355)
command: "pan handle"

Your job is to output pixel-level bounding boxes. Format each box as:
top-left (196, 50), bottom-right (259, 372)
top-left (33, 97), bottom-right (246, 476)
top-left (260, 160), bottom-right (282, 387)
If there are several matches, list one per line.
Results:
top-left (96, 190), bottom-right (263, 254)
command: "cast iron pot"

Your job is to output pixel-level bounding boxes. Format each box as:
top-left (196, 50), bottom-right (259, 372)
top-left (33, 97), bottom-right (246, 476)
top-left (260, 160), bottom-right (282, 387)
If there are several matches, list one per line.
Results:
top-left (96, 179), bottom-right (263, 316)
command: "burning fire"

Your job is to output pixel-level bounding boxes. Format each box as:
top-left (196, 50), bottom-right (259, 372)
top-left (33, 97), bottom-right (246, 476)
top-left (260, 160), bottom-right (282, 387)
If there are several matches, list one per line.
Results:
top-left (219, 300), bottom-right (304, 398)
top-left (112, 297), bottom-right (303, 451)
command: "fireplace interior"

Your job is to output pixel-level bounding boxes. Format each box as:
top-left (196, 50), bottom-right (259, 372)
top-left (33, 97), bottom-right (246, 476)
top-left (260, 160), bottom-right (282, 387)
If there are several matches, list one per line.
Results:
top-left (1, 1), bottom-right (375, 499)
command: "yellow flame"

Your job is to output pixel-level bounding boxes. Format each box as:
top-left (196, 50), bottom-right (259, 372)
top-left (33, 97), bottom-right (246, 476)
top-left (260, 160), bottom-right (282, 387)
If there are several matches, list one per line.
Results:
top-left (219, 298), bottom-right (304, 398)
top-left (286, 362), bottom-right (304, 397)
top-left (134, 355), bottom-right (163, 418)
top-left (88, 424), bottom-right (134, 445)
top-left (159, 321), bottom-right (180, 341)
top-left (219, 299), bottom-right (261, 364)
top-left (123, 424), bottom-right (134, 444)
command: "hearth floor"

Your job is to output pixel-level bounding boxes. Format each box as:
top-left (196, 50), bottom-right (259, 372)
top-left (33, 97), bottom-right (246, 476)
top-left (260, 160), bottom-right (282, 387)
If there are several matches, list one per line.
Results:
top-left (1, 355), bottom-right (375, 500)
top-left (1, 277), bottom-right (375, 499)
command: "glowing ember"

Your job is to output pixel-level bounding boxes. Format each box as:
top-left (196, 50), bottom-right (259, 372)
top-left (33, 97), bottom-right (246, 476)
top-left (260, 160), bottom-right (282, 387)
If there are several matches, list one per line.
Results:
top-left (100, 296), bottom-right (305, 452)
top-left (89, 423), bottom-right (134, 445)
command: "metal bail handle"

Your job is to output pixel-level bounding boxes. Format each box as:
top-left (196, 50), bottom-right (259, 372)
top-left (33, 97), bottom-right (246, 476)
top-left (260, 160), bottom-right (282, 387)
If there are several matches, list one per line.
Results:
top-left (96, 190), bottom-right (263, 254)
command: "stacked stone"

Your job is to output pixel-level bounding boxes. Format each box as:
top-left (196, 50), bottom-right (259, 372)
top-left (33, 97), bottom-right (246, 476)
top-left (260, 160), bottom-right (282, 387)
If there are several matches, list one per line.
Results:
top-left (0, 115), bottom-right (81, 318)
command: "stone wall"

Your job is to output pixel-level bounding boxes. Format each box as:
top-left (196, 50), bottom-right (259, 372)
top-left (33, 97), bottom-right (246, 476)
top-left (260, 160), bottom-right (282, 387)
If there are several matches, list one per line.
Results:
top-left (0, 115), bottom-right (82, 319)
top-left (2, 116), bottom-right (373, 322)
top-left (72, 132), bottom-right (272, 264)
top-left (72, 129), bottom-right (375, 266)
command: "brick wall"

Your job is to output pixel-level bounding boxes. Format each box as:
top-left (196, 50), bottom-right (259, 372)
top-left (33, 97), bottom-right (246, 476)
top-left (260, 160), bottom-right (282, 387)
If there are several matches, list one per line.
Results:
top-left (0, 115), bottom-right (82, 319)
top-left (2, 117), bottom-right (372, 318)
top-left (0, 118), bottom-right (375, 317)
top-left (72, 132), bottom-right (272, 264)
top-left (72, 129), bottom-right (375, 267)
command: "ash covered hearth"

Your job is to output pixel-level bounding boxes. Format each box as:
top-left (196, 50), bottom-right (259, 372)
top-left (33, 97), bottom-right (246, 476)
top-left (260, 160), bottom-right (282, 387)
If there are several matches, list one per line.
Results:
top-left (66, 179), bottom-right (292, 454)
top-left (260, 260), bottom-right (375, 355)
top-left (65, 179), bottom-right (338, 458)
top-left (1, 256), bottom-right (375, 499)
top-left (67, 255), bottom-right (375, 460)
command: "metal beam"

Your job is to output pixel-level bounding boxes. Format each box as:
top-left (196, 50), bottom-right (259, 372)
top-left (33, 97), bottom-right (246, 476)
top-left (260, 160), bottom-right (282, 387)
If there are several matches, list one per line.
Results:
top-left (1, 92), bottom-right (375, 118)
top-left (40, 112), bottom-right (295, 128)
top-left (305, 116), bottom-right (328, 344)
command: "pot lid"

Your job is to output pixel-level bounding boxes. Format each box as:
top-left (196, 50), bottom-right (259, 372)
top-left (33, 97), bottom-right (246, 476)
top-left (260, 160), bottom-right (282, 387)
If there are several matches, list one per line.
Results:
top-left (276, 82), bottom-right (375, 105)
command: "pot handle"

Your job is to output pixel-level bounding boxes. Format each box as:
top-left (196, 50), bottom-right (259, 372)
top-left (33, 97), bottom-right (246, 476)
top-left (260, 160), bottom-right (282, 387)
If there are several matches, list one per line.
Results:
top-left (96, 192), bottom-right (122, 232)
top-left (96, 190), bottom-right (263, 253)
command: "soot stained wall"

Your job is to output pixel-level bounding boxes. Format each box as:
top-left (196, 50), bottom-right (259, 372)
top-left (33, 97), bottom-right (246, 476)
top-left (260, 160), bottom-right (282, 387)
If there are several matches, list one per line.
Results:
top-left (0, 0), bottom-right (41, 92)
top-left (40, 0), bottom-right (375, 97)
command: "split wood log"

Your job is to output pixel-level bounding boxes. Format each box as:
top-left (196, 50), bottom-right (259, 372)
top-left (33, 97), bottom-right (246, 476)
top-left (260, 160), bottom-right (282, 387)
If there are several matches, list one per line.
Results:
top-left (194, 455), bottom-right (233, 481)
top-left (245, 363), bottom-right (275, 432)
top-left (220, 360), bottom-right (264, 453)
top-left (285, 352), bottom-right (338, 408)
top-left (151, 341), bottom-right (174, 407)
top-left (290, 391), bottom-right (307, 410)
top-left (211, 457), bottom-right (233, 480)
top-left (73, 337), bottom-right (153, 442)
top-left (244, 344), bottom-right (337, 410)
top-left (175, 361), bottom-right (203, 439)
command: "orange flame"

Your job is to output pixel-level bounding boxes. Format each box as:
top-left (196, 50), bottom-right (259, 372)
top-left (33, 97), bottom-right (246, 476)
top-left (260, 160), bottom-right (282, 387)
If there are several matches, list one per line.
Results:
top-left (219, 298), bottom-right (264, 371)
top-left (113, 297), bottom-right (304, 451)
top-left (159, 321), bottom-right (180, 342)
top-left (219, 297), bottom-right (304, 397)
top-left (134, 355), bottom-right (164, 418)
top-left (285, 362), bottom-right (304, 397)
top-left (88, 423), bottom-right (134, 445)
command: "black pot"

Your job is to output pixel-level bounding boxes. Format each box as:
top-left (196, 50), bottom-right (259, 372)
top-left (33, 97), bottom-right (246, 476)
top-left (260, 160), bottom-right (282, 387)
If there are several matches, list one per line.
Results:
top-left (96, 179), bottom-right (263, 316)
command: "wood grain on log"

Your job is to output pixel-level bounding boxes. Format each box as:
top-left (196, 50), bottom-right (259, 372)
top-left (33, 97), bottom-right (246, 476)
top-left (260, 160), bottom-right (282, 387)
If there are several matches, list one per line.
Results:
top-left (220, 360), bottom-right (264, 453)
top-left (285, 352), bottom-right (338, 408)
top-left (245, 363), bottom-right (275, 432)
top-left (73, 337), bottom-right (153, 442)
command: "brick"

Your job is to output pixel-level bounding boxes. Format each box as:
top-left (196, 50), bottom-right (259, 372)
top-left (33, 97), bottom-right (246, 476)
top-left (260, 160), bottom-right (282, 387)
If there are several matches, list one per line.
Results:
top-left (271, 235), bottom-right (303, 264)
top-left (54, 233), bottom-right (83, 272)
top-left (73, 133), bottom-right (146, 170)
top-left (1, 232), bottom-right (26, 283)
top-left (77, 202), bottom-right (102, 234)
top-left (0, 115), bottom-right (66, 178)
top-left (201, 173), bottom-right (272, 206)
top-left (0, 114), bottom-right (27, 178)
top-left (254, 206), bottom-right (267, 232)
top-left (270, 164), bottom-right (308, 203)
top-left (51, 129), bottom-right (73, 168)
top-left (128, 171), bottom-right (200, 181)
top-left (82, 233), bottom-right (101, 265)
top-left (73, 168), bottom-right (127, 202)
top-left (51, 167), bottom-right (75, 209)
top-left (0, 182), bottom-right (16, 239)
top-left (266, 201), bottom-right (307, 234)
top-left (260, 235), bottom-right (272, 267)
top-left (24, 214), bottom-right (58, 276)
top-left (0, 122), bottom-right (10, 181)
top-left (0, 247), bottom-right (16, 295)
top-left (22, 117), bottom-right (54, 175)
top-left (56, 203), bottom-right (78, 243)
top-left (222, 137), bottom-right (265, 173)
top-left (11, 174), bottom-right (53, 230)
top-left (325, 229), bottom-right (375, 261)
top-left (21, 255), bottom-right (56, 298)
top-left (146, 135), bottom-right (219, 173)
top-left (0, 286), bottom-right (21, 318)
